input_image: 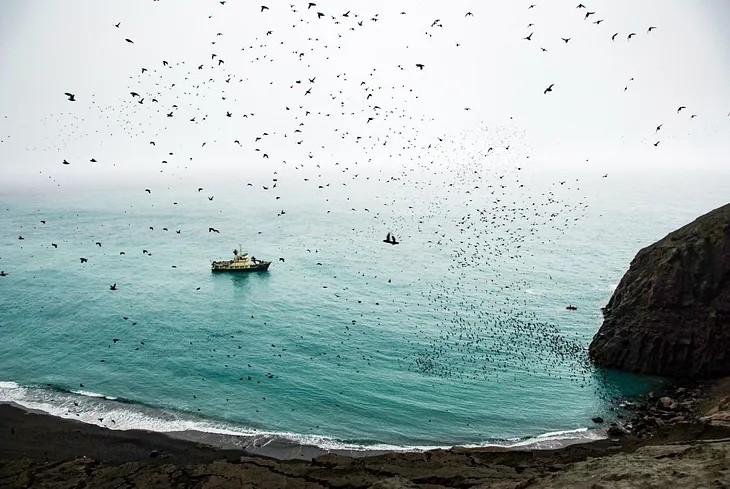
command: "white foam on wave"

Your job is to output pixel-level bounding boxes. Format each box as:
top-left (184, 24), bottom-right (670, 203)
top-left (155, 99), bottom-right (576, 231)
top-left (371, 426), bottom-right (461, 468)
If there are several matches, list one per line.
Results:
top-left (0, 382), bottom-right (605, 453)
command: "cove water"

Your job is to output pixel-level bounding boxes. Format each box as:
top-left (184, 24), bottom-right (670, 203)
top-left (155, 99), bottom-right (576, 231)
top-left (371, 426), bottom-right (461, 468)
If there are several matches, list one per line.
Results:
top-left (1, 165), bottom-right (727, 452)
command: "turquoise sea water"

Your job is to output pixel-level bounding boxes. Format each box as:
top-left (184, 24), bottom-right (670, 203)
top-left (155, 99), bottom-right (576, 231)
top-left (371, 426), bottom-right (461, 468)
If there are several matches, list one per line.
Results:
top-left (1, 162), bottom-right (728, 451)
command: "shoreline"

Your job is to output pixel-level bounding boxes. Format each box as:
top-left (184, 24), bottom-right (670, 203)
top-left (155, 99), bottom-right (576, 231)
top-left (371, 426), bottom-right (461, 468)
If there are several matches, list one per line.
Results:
top-left (0, 400), bottom-right (607, 462)
top-left (3, 377), bottom-right (730, 487)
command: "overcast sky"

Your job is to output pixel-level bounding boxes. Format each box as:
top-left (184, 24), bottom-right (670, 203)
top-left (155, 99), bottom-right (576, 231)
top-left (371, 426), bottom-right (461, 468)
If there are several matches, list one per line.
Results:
top-left (0, 0), bottom-right (728, 187)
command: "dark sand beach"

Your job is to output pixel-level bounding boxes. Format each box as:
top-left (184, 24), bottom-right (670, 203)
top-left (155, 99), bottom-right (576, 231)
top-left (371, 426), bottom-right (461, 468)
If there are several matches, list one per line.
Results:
top-left (3, 378), bottom-right (730, 488)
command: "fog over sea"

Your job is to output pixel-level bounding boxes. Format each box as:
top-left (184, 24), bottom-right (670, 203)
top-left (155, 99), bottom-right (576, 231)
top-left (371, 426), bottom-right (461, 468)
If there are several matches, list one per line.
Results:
top-left (0, 0), bottom-right (729, 453)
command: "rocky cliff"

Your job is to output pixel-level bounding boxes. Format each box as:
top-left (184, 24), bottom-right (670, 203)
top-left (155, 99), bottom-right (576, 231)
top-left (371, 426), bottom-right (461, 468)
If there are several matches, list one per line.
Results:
top-left (589, 203), bottom-right (730, 378)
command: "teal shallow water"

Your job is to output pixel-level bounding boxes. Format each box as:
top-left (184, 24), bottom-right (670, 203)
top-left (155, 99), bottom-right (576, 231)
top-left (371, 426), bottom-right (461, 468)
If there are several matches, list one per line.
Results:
top-left (1, 166), bottom-right (728, 450)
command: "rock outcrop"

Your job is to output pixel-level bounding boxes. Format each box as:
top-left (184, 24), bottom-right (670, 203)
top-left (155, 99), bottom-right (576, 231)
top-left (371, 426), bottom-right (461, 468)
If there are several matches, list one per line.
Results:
top-left (589, 203), bottom-right (730, 378)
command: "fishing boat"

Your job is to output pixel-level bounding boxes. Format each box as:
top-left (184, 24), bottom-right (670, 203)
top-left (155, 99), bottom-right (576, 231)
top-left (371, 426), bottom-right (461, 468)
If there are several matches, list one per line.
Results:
top-left (211, 247), bottom-right (271, 272)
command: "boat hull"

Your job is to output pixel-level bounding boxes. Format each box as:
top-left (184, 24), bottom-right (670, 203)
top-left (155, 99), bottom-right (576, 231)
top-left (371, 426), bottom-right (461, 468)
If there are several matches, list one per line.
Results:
top-left (211, 261), bottom-right (271, 272)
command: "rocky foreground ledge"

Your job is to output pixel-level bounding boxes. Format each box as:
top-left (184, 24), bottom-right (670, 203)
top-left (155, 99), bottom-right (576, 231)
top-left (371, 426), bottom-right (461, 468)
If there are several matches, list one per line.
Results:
top-left (3, 379), bottom-right (730, 489)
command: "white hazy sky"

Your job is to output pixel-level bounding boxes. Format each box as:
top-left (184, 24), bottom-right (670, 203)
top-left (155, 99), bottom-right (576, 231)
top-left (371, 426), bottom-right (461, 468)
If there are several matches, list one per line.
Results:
top-left (0, 0), bottom-right (729, 187)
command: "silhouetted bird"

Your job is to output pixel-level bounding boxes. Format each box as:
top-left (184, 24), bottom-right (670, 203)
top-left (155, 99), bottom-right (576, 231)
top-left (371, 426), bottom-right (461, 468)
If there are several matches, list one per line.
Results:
top-left (80, 258), bottom-right (88, 263)
top-left (110, 283), bottom-right (117, 290)
top-left (544, 84), bottom-right (554, 94)
top-left (64, 92), bottom-right (76, 101)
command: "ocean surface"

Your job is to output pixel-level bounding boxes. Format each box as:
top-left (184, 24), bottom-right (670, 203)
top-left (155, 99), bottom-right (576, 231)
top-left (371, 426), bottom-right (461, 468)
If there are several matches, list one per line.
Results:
top-left (1, 162), bottom-right (729, 452)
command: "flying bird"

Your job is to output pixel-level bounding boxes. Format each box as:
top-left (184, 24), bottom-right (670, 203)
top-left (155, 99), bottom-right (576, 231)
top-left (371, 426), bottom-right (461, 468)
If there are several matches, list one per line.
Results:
top-left (110, 283), bottom-right (117, 290)
top-left (561, 37), bottom-right (571, 43)
top-left (64, 93), bottom-right (75, 101)
top-left (523, 32), bottom-right (533, 41)
top-left (544, 84), bottom-right (554, 94)
top-left (627, 32), bottom-right (636, 40)
top-left (647, 26), bottom-right (657, 33)
top-left (125, 38), bottom-right (134, 44)
top-left (612, 33), bottom-right (618, 41)
top-left (415, 63), bottom-right (424, 70)
top-left (677, 106), bottom-right (686, 113)
top-left (261, 5), bottom-right (269, 11)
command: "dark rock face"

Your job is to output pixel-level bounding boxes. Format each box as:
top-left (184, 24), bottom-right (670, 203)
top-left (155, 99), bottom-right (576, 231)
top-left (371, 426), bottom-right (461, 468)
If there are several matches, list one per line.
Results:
top-left (589, 203), bottom-right (730, 378)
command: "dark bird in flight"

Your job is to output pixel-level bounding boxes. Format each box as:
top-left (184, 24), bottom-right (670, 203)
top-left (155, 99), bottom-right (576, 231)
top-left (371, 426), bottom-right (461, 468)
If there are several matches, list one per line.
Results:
top-left (647, 26), bottom-right (657, 33)
top-left (465, 12), bottom-right (473, 17)
top-left (96, 242), bottom-right (102, 247)
top-left (677, 106), bottom-right (686, 113)
top-left (656, 124), bottom-right (662, 132)
top-left (544, 84), bottom-right (554, 94)
top-left (80, 258), bottom-right (88, 263)
top-left (612, 33), bottom-right (618, 41)
top-left (125, 38), bottom-right (134, 44)
top-left (584, 11), bottom-right (594, 19)
top-left (162, 61), bottom-right (168, 66)
top-left (261, 5), bottom-right (269, 11)
top-left (130, 92), bottom-right (139, 97)
top-left (90, 158), bottom-right (96, 163)
top-left (145, 189), bottom-right (151, 193)
top-left (576, 3), bottom-right (585, 7)
top-left (593, 19), bottom-right (603, 24)
top-left (523, 32), bottom-right (533, 41)
top-left (150, 141), bottom-right (155, 145)
top-left (52, 243), bottom-right (58, 248)
top-left (561, 37), bottom-right (571, 43)
top-left (110, 283), bottom-right (117, 290)
top-left (208, 196), bottom-right (214, 201)
top-left (691, 114), bottom-right (698, 119)
top-left (415, 63), bottom-right (424, 70)
top-left (308, 2), bottom-right (316, 8)
top-left (627, 32), bottom-right (636, 40)
top-left (198, 188), bottom-right (203, 192)
top-left (62, 159), bottom-right (70, 165)
top-left (317, 12), bottom-right (324, 19)
top-left (114, 22), bottom-right (120, 28)
top-left (208, 227), bottom-right (220, 233)
top-left (0, 271), bottom-right (6, 277)
top-left (226, 111), bottom-right (232, 117)
top-left (653, 141), bottom-right (660, 146)
top-left (64, 92), bottom-right (75, 101)
top-left (279, 257), bottom-right (285, 262)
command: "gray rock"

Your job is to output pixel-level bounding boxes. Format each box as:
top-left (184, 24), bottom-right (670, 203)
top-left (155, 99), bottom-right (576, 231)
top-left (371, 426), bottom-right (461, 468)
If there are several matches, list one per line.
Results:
top-left (589, 203), bottom-right (730, 378)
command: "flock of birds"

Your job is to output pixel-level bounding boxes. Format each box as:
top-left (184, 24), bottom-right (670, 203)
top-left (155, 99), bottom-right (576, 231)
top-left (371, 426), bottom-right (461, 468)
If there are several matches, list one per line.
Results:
top-left (1, 1), bottom-right (728, 431)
